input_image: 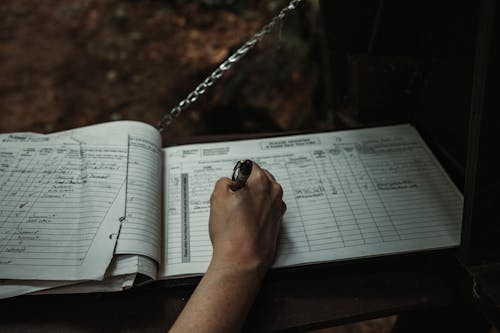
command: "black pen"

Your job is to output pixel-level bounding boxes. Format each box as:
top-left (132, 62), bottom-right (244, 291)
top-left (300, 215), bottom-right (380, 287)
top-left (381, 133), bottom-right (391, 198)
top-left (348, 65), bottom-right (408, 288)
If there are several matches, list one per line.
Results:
top-left (231, 160), bottom-right (253, 191)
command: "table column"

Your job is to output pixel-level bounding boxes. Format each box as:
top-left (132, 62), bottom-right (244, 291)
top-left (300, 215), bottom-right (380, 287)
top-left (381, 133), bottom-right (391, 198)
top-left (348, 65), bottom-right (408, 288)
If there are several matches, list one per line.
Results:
top-left (257, 156), bottom-right (310, 255)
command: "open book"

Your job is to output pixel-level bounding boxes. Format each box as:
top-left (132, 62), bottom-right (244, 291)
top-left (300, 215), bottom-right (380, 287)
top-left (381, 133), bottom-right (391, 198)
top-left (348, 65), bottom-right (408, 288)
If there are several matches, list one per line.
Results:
top-left (0, 121), bottom-right (463, 298)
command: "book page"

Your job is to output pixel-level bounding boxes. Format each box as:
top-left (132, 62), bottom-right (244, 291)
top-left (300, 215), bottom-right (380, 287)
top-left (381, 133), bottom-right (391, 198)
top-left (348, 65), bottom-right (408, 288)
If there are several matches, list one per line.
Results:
top-left (0, 128), bottom-right (128, 280)
top-left (105, 254), bottom-right (157, 280)
top-left (0, 254), bottom-right (157, 299)
top-left (48, 121), bottom-right (163, 263)
top-left (30, 273), bottom-right (137, 295)
top-left (0, 279), bottom-right (68, 299)
top-left (43, 254), bottom-right (159, 294)
top-left (113, 127), bottom-right (163, 262)
top-left (47, 121), bottom-right (163, 262)
top-left (159, 124), bottom-right (463, 278)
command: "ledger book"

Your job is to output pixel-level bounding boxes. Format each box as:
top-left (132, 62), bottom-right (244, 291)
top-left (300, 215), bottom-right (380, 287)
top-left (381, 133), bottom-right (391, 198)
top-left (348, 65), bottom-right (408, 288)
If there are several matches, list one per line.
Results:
top-left (0, 121), bottom-right (463, 298)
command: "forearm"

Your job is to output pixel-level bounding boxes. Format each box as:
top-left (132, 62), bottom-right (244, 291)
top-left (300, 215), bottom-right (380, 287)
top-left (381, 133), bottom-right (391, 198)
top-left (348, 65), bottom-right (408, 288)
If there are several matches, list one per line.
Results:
top-left (169, 260), bottom-right (262, 333)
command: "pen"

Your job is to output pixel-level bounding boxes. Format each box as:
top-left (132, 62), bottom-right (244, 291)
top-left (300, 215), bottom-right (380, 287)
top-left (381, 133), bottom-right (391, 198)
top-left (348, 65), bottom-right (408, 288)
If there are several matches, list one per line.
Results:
top-left (231, 160), bottom-right (253, 191)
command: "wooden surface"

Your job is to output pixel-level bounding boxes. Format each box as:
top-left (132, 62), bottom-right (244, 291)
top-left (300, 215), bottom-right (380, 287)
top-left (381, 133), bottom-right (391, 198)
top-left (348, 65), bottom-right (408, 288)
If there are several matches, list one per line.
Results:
top-left (0, 253), bottom-right (460, 332)
top-left (460, 0), bottom-right (500, 266)
top-left (462, 0), bottom-right (500, 329)
top-left (473, 265), bottom-right (500, 330)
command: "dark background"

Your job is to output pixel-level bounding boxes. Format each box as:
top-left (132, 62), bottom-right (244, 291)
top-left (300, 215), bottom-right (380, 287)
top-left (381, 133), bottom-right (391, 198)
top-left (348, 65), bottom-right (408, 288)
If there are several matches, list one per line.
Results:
top-left (0, 0), bottom-right (477, 186)
top-left (0, 0), bottom-right (326, 143)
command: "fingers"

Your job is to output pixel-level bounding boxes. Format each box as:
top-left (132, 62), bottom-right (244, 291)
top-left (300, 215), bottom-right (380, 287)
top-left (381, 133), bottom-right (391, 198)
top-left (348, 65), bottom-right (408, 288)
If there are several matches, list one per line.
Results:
top-left (248, 165), bottom-right (283, 200)
top-left (261, 168), bottom-right (276, 182)
top-left (259, 166), bottom-right (284, 200)
top-left (247, 163), bottom-right (278, 188)
top-left (213, 166), bottom-right (277, 191)
top-left (216, 162), bottom-right (287, 218)
top-left (210, 177), bottom-right (235, 204)
top-left (246, 163), bottom-right (270, 189)
top-left (247, 163), bottom-right (286, 217)
top-left (213, 177), bottom-right (234, 190)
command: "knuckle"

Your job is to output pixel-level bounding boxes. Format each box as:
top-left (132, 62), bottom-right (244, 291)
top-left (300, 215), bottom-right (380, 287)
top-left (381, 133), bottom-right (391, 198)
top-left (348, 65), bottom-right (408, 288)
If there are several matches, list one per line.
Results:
top-left (254, 169), bottom-right (271, 187)
top-left (274, 182), bottom-right (284, 197)
top-left (215, 177), bottom-right (227, 188)
top-left (210, 179), bottom-right (226, 204)
top-left (254, 168), bottom-right (266, 180)
top-left (209, 191), bottom-right (217, 205)
top-left (270, 182), bottom-right (283, 201)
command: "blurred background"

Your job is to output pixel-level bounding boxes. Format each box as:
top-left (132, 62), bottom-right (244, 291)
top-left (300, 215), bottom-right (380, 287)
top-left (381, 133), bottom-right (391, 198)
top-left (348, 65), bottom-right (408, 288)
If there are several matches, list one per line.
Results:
top-left (0, 0), bottom-right (329, 144)
top-left (0, 0), bottom-right (478, 186)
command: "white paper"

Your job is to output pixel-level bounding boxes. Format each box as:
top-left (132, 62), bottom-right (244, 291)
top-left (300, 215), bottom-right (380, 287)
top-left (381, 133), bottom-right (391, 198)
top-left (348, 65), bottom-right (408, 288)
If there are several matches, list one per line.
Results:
top-left (114, 133), bottom-right (163, 262)
top-left (160, 124), bottom-right (463, 278)
top-left (105, 254), bottom-right (157, 280)
top-left (56, 121), bottom-right (164, 263)
top-left (30, 274), bottom-right (137, 295)
top-left (0, 279), bottom-right (70, 299)
top-left (64, 121), bottom-right (163, 263)
top-left (0, 121), bottom-right (165, 298)
top-left (0, 128), bottom-right (128, 280)
top-left (0, 254), bottom-right (157, 299)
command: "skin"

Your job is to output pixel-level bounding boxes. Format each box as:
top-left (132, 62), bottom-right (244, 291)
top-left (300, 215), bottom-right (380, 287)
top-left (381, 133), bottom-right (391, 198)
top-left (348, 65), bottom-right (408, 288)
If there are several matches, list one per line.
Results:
top-left (169, 163), bottom-right (286, 333)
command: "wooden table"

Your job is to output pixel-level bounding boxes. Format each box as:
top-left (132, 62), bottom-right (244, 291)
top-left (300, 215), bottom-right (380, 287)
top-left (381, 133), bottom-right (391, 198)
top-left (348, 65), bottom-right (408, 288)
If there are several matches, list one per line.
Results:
top-left (0, 252), bottom-right (466, 332)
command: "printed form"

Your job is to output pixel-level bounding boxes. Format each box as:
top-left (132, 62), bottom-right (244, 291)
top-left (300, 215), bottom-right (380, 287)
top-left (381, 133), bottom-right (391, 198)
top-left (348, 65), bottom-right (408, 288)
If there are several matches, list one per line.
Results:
top-left (161, 124), bottom-right (463, 277)
top-left (0, 128), bottom-right (129, 280)
top-left (0, 121), bottom-right (162, 298)
top-left (114, 127), bottom-right (163, 263)
top-left (0, 121), bottom-right (161, 298)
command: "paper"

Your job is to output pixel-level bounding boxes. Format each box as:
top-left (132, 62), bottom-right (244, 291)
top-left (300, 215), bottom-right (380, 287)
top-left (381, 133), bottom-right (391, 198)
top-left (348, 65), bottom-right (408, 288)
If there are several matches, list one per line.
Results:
top-left (105, 254), bottom-right (157, 280)
top-left (30, 273), bottom-right (137, 295)
top-left (160, 124), bottom-right (463, 277)
top-left (0, 128), bottom-right (128, 280)
top-left (27, 254), bottom-right (157, 296)
top-left (45, 122), bottom-right (163, 268)
top-left (0, 279), bottom-right (72, 299)
top-left (114, 133), bottom-right (163, 262)
top-left (0, 121), bottom-right (164, 297)
top-left (0, 254), bottom-right (157, 299)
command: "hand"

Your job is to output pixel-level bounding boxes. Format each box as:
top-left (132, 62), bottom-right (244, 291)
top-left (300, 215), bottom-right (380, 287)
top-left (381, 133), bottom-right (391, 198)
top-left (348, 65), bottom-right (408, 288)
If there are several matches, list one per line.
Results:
top-left (169, 163), bottom-right (285, 333)
top-left (208, 163), bottom-right (286, 278)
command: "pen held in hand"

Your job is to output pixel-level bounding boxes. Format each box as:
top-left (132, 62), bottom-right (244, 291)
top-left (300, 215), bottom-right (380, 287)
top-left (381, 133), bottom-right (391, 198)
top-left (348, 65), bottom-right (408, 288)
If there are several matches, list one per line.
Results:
top-left (231, 160), bottom-right (253, 191)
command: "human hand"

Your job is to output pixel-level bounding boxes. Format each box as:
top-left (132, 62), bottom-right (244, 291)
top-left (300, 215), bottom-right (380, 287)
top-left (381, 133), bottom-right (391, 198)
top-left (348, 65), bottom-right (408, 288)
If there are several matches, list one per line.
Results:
top-left (208, 163), bottom-right (286, 279)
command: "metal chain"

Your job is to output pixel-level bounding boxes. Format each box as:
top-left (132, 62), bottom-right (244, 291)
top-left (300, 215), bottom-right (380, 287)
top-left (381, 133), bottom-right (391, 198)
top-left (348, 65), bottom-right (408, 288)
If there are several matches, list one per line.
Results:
top-left (156, 0), bottom-right (304, 133)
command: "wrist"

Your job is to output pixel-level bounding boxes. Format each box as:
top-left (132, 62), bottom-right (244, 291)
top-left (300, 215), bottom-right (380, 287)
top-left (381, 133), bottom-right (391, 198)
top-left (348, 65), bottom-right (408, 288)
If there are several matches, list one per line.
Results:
top-left (208, 253), bottom-right (267, 283)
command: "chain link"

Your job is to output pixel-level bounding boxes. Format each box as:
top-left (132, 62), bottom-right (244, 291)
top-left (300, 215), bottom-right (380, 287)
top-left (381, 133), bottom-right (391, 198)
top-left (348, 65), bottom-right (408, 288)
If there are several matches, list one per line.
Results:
top-left (156, 0), bottom-right (304, 133)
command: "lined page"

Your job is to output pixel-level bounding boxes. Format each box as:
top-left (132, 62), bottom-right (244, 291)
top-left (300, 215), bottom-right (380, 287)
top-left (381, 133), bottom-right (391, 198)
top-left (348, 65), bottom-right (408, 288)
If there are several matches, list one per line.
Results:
top-left (105, 254), bottom-right (157, 280)
top-left (0, 254), bottom-right (156, 299)
top-left (114, 126), bottom-right (163, 262)
top-left (12, 254), bottom-right (157, 298)
top-left (0, 279), bottom-right (69, 299)
top-left (28, 254), bottom-right (159, 286)
top-left (52, 121), bottom-right (164, 264)
top-left (31, 273), bottom-right (137, 295)
top-left (160, 124), bottom-right (463, 278)
top-left (0, 130), bottom-right (128, 280)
